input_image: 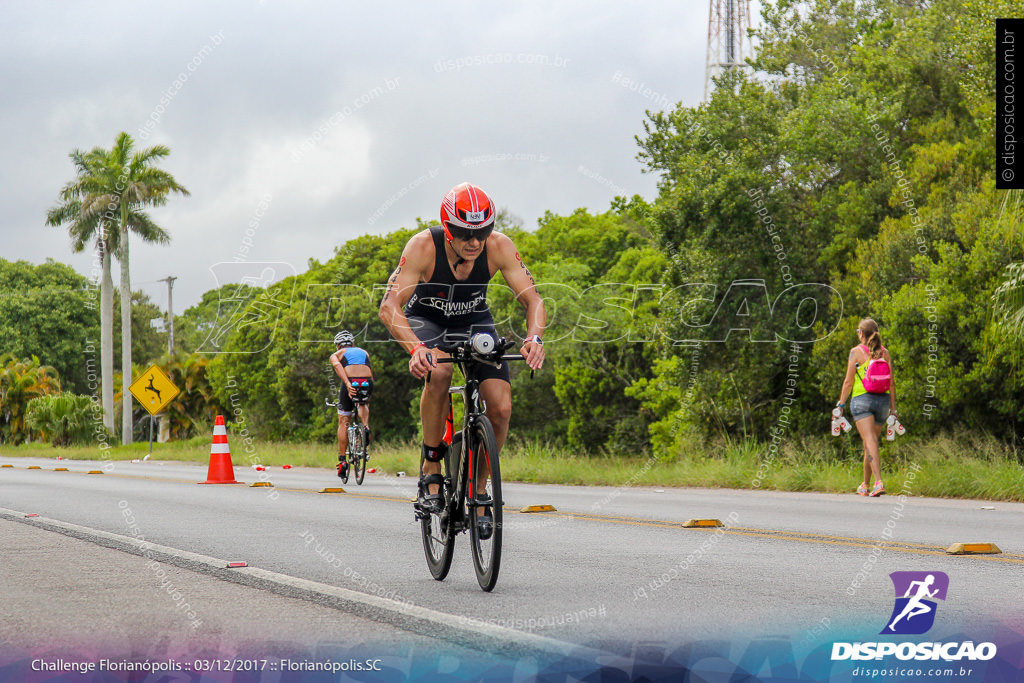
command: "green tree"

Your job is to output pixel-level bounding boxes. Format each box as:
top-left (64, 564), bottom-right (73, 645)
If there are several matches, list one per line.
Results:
top-left (631, 0), bottom-right (1024, 450)
top-left (157, 351), bottom-right (226, 439)
top-left (207, 228), bottom-right (422, 443)
top-left (0, 258), bottom-right (100, 394)
top-left (0, 354), bottom-right (61, 444)
top-left (113, 290), bottom-right (168, 372)
top-left (175, 284), bottom-right (243, 354)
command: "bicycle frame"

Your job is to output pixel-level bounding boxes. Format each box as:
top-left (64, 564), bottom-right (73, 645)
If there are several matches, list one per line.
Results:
top-left (444, 369), bottom-right (486, 530)
top-left (326, 394), bottom-right (370, 484)
top-left (435, 340), bottom-right (524, 531)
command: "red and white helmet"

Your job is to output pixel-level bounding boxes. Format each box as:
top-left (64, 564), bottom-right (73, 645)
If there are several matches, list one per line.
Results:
top-left (440, 182), bottom-right (495, 241)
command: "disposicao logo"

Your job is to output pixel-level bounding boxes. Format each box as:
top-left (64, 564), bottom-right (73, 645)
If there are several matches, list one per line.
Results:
top-left (881, 571), bottom-right (948, 635)
top-left (831, 571), bottom-right (997, 662)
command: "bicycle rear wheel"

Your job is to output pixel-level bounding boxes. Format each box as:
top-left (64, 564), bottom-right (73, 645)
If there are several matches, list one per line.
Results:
top-left (353, 425), bottom-right (367, 485)
top-left (420, 434), bottom-right (459, 581)
top-left (468, 416), bottom-right (502, 592)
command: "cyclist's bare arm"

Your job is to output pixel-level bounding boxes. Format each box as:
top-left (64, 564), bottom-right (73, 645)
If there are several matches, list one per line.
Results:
top-left (489, 233), bottom-right (546, 369)
top-left (330, 350), bottom-right (352, 383)
top-left (379, 231), bottom-right (439, 379)
top-left (329, 350), bottom-right (359, 397)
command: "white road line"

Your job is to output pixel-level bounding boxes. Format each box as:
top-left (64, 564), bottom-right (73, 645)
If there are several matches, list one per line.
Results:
top-left (0, 506), bottom-right (598, 662)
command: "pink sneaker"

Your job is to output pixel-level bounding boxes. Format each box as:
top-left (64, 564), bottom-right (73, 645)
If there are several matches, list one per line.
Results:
top-left (857, 483), bottom-right (869, 496)
top-left (869, 480), bottom-right (885, 497)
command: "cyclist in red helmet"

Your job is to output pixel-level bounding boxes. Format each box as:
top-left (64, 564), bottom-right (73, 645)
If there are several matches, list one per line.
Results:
top-left (379, 182), bottom-right (546, 522)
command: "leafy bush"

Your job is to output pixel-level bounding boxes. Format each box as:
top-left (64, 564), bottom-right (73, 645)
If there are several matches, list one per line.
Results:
top-left (1, 354), bottom-right (61, 444)
top-left (26, 393), bottom-right (104, 447)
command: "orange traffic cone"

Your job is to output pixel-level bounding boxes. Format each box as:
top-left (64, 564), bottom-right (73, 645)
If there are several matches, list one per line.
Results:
top-left (198, 415), bottom-right (241, 484)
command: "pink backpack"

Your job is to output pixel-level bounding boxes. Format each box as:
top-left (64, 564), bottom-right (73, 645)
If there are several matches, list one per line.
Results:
top-left (857, 345), bottom-right (891, 393)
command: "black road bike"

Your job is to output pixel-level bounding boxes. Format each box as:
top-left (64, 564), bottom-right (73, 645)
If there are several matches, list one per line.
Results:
top-left (414, 333), bottom-right (527, 592)
top-left (326, 382), bottom-right (371, 485)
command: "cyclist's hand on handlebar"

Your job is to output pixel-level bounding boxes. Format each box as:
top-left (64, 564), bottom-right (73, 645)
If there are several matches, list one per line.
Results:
top-left (520, 339), bottom-right (545, 370)
top-left (409, 345), bottom-right (436, 379)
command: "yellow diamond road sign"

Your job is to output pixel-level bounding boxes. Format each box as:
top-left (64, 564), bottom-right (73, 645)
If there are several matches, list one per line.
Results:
top-left (129, 365), bottom-right (180, 416)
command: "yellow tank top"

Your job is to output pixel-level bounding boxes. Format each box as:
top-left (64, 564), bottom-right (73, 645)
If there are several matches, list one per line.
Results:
top-left (852, 345), bottom-right (888, 397)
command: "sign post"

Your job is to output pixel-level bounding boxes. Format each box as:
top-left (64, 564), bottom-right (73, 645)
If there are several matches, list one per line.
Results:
top-left (129, 365), bottom-right (180, 455)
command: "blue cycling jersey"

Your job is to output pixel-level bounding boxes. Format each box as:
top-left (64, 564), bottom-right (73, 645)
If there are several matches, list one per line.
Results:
top-left (341, 347), bottom-right (370, 368)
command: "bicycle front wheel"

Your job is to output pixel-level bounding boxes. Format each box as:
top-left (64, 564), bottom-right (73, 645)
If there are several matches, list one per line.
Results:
top-left (353, 425), bottom-right (367, 485)
top-left (421, 434), bottom-right (459, 581)
top-left (468, 416), bottom-right (502, 592)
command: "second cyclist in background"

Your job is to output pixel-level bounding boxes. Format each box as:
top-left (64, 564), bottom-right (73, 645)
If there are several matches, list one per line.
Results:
top-left (330, 330), bottom-right (373, 479)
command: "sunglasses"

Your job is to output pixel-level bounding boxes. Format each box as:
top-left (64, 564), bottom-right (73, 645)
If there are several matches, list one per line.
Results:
top-left (446, 222), bottom-right (493, 242)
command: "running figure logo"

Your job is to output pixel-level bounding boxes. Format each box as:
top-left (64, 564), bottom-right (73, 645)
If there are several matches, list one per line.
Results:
top-left (881, 571), bottom-right (949, 635)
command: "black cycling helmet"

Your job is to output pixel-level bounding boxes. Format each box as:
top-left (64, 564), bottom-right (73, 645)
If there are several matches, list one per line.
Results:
top-left (334, 330), bottom-right (354, 347)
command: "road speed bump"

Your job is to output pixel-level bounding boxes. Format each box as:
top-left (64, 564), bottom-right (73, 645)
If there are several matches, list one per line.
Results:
top-left (683, 519), bottom-right (724, 528)
top-left (318, 487), bottom-right (345, 494)
top-left (54, 467), bottom-right (69, 472)
top-left (27, 466), bottom-right (41, 470)
top-left (226, 561), bottom-right (248, 568)
top-left (1, 464), bottom-right (13, 468)
top-left (520, 505), bottom-right (557, 513)
top-left (946, 542), bottom-right (1002, 555)
top-left (87, 470), bottom-right (104, 475)
top-left (249, 481), bottom-right (273, 488)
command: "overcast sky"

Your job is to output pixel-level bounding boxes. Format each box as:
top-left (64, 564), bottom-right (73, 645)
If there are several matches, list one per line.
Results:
top-left (1, 1), bottom-right (752, 312)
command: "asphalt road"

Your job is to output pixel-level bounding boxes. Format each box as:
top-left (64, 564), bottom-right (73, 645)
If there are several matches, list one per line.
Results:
top-left (2, 455), bottom-right (1022, 670)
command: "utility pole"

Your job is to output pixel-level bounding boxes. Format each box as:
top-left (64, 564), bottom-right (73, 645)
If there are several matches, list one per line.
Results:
top-left (704, 0), bottom-right (753, 100)
top-left (160, 276), bottom-right (177, 354)
top-left (157, 275), bottom-right (176, 445)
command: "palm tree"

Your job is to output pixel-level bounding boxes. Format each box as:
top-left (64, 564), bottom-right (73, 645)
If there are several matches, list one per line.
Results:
top-left (993, 262), bottom-right (1024, 335)
top-left (49, 132), bottom-right (189, 444)
top-left (47, 148), bottom-right (119, 434)
top-left (26, 393), bottom-right (97, 447)
top-left (991, 190), bottom-right (1024, 336)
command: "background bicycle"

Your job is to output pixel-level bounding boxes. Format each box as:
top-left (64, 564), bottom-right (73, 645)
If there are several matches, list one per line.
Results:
top-left (326, 382), bottom-right (371, 485)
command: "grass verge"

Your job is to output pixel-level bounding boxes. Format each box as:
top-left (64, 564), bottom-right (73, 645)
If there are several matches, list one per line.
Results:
top-left (2, 432), bottom-right (1021, 501)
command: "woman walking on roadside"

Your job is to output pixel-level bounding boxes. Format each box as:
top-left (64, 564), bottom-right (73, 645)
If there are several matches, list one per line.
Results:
top-left (835, 318), bottom-right (897, 497)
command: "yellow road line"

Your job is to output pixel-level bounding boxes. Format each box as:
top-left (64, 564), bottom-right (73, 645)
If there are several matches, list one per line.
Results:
top-left (521, 511), bottom-right (1024, 565)
top-left (17, 467), bottom-right (1022, 564)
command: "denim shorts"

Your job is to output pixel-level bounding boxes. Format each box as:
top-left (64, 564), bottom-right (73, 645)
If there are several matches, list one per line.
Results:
top-left (850, 393), bottom-right (890, 425)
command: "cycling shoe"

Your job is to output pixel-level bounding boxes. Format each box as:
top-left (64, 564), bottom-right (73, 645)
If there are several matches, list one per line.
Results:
top-left (475, 495), bottom-right (493, 540)
top-left (417, 473), bottom-right (445, 515)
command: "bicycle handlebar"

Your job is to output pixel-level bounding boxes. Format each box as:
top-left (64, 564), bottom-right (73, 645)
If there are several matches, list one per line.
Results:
top-left (435, 354), bottom-right (524, 364)
top-left (425, 336), bottom-right (532, 383)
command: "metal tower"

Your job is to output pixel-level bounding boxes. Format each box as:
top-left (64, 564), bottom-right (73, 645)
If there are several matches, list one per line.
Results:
top-left (704, 0), bottom-right (753, 99)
